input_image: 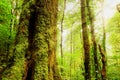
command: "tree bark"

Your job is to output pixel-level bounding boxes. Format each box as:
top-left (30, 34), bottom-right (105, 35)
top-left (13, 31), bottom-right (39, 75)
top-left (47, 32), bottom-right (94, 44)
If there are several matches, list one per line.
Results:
top-left (80, 0), bottom-right (91, 80)
top-left (60, 0), bottom-right (66, 73)
top-left (47, 0), bottom-right (62, 80)
top-left (101, 0), bottom-right (106, 53)
top-left (21, 0), bottom-right (61, 80)
top-left (86, 0), bottom-right (99, 79)
top-left (22, 1), bottom-right (36, 79)
top-left (98, 45), bottom-right (106, 80)
top-left (100, 1), bottom-right (107, 79)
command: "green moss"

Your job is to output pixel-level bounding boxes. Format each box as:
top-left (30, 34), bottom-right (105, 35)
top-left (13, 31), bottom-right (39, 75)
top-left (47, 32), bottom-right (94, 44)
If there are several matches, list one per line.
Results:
top-left (34, 57), bottom-right (48, 80)
top-left (34, 32), bottom-right (49, 80)
top-left (1, 33), bottom-right (28, 79)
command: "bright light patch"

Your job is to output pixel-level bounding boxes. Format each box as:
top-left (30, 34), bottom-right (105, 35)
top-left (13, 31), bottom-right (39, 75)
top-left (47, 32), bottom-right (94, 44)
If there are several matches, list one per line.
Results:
top-left (103, 0), bottom-right (120, 20)
top-left (65, 2), bottom-right (74, 12)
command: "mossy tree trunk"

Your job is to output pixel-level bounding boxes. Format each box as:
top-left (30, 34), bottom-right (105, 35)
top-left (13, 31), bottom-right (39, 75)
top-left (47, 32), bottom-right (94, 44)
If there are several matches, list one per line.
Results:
top-left (11, 0), bottom-right (30, 79)
top-left (21, 0), bottom-right (61, 80)
top-left (4, 1), bottom-right (30, 79)
top-left (86, 0), bottom-right (99, 79)
top-left (22, 0), bottom-right (36, 80)
top-left (47, 0), bottom-right (62, 80)
top-left (100, 1), bottom-right (107, 79)
top-left (80, 0), bottom-right (91, 80)
top-left (0, 0), bottom-right (25, 79)
top-left (98, 45), bottom-right (106, 80)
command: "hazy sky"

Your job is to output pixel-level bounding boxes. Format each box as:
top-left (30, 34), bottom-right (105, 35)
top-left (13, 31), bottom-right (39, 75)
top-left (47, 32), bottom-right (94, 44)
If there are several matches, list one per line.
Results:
top-left (103, 0), bottom-right (120, 19)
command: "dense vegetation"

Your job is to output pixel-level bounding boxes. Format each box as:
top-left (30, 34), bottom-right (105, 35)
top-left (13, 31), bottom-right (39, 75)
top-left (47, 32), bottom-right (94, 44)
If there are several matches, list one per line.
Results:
top-left (0, 0), bottom-right (120, 80)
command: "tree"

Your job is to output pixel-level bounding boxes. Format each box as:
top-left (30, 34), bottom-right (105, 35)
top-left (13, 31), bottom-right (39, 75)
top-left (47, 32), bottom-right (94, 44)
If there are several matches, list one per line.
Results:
top-left (116, 3), bottom-right (120, 12)
top-left (98, 45), bottom-right (106, 80)
top-left (80, 0), bottom-right (91, 79)
top-left (86, 0), bottom-right (99, 79)
top-left (101, 1), bottom-right (107, 79)
top-left (60, 0), bottom-right (66, 73)
top-left (0, 0), bottom-right (62, 80)
top-left (19, 0), bottom-right (62, 80)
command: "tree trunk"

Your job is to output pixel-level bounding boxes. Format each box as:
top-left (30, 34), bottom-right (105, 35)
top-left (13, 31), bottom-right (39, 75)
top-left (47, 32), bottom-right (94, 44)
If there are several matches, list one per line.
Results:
top-left (98, 45), bottom-right (106, 80)
top-left (22, 1), bottom-right (36, 79)
top-left (101, 0), bottom-right (106, 53)
top-left (86, 0), bottom-right (99, 79)
top-left (60, 0), bottom-right (66, 73)
top-left (80, 0), bottom-right (91, 80)
top-left (48, 0), bottom-right (62, 80)
top-left (21, 0), bottom-right (61, 80)
top-left (70, 24), bottom-right (73, 80)
top-left (100, 1), bottom-right (107, 79)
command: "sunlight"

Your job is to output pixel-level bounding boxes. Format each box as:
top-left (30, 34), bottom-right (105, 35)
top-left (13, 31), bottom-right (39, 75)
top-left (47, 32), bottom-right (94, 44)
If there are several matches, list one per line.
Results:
top-left (103, 0), bottom-right (120, 20)
top-left (65, 2), bottom-right (74, 12)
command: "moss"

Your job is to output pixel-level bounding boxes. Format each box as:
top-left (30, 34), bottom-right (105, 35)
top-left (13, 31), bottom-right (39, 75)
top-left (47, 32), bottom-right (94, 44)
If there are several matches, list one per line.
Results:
top-left (3, 0), bottom-right (62, 80)
top-left (34, 53), bottom-right (48, 80)
top-left (33, 32), bottom-right (49, 80)
top-left (33, 26), bottom-right (49, 80)
top-left (2, 41), bottom-right (27, 80)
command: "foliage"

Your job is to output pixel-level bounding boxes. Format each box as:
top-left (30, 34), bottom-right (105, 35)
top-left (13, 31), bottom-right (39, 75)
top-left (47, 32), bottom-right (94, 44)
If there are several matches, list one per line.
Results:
top-left (0, 0), bottom-right (12, 46)
top-left (0, 0), bottom-right (12, 23)
top-left (106, 12), bottom-right (120, 79)
top-left (0, 0), bottom-right (22, 80)
top-left (0, 0), bottom-right (13, 68)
